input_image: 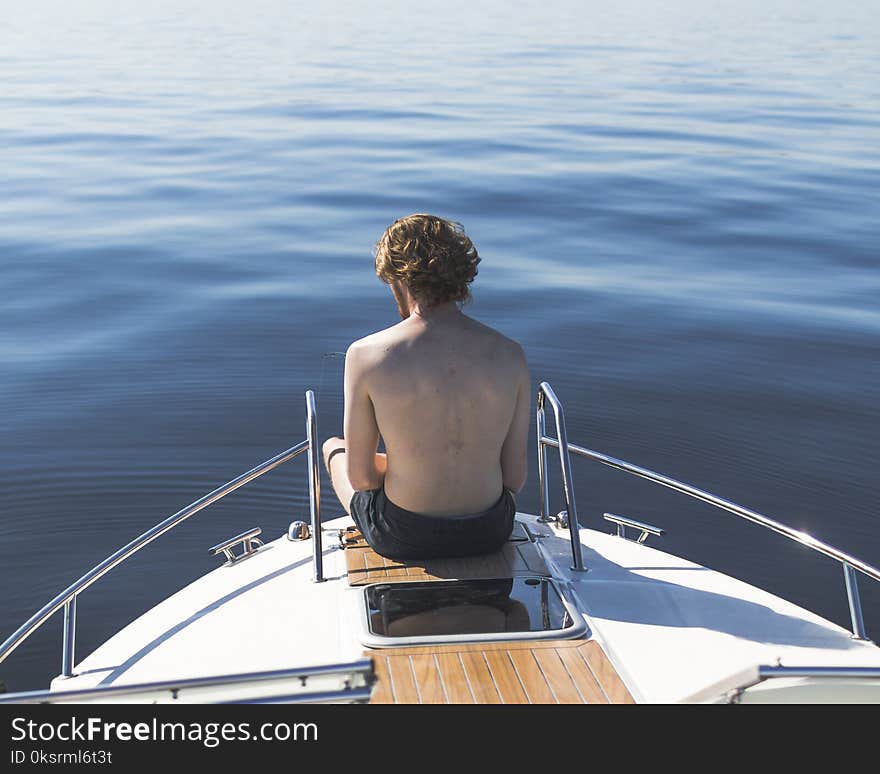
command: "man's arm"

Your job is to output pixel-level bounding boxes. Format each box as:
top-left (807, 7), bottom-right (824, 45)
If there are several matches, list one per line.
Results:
top-left (343, 342), bottom-right (384, 491)
top-left (500, 345), bottom-right (530, 494)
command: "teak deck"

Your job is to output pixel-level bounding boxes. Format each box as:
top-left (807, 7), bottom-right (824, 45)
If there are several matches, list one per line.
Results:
top-left (366, 640), bottom-right (635, 704)
top-left (341, 527), bottom-right (548, 585)
top-left (340, 526), bottom-right (635, 704)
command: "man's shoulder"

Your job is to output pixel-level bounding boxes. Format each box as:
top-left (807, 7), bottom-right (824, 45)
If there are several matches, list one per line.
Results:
top-left (469, 318), bottom-right (527, 362)
top-left (348, 323), bottom-right (400, 350)
top-left (497, 331), bottom-right (527, 361)
top-left (347, 316), bottom-right (527, 371)
top-left (345, 324), bottom-right (403, 365)
top-left (469, 317), bottom-right (525, 358)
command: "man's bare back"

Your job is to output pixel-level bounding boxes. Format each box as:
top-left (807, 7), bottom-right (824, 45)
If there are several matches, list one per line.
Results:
top-left (341, 304), bottom-right (529, 515)
top-left (322, 214), bottom-right (529, 553)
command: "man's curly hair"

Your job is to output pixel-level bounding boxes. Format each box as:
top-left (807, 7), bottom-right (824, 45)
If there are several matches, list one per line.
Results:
top-left (374, 214), bottom-right (481, 308)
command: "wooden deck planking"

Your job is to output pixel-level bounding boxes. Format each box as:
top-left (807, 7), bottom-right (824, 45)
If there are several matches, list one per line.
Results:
top-left (458, 650), bottom-right (502, 704)
top-left (482, 649), bottom-right (529, 704)
top-left (368, 654), bottom-right (395, 704)
top-left (531, 647), bottom-right (584, 704)
top-left (434, 652), bottom-right (475, 704)
top-left (367, 640), bottom-right (633, 704)
top-left (409, 654), bottom-right (446, 704)
top-left (363, 545), bottom-right (389, 577)
top-left (555, 642), bottom-right (610, 704)
top-left (579, 641), bottom-right (636, 704)
top-left (382, 553), bottom-right (409, 580)
top-left (507, 648), bottom-right (556, 704)
top-left (386, 654), bottom-right (420, 704)
top-left (341, 528), bottom-right (548, 585)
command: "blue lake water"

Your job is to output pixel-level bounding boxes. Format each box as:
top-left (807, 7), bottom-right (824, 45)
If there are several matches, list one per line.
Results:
top-left (1, 0), bottom-right (878, 690)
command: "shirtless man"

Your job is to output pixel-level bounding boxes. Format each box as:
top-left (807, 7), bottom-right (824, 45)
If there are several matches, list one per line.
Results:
top-left (322, 214), bottom-right (531, 560)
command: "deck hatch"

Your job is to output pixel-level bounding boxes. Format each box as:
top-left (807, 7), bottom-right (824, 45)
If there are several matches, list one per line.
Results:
top-left (360, 576), bottom-right (587, 648)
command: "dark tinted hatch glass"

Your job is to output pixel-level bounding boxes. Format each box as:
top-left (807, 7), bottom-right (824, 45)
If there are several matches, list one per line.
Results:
top-left (366, 577), bottom-right (571, 637)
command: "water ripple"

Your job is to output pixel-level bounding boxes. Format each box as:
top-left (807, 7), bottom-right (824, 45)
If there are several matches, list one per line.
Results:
top-left (2, 0), bottom-right (879, 689)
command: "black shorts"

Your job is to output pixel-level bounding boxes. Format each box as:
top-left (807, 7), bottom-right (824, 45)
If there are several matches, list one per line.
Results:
top-left (349, 487), bottom-right (516, 561)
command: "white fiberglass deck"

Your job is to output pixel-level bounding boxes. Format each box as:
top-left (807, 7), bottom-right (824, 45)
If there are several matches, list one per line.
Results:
top-left (55, 512), bottom-right (880, 703)
top-left (533, 520), bottom-right (880, 702)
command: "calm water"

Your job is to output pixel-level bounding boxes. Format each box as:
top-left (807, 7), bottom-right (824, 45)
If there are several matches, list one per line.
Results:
top-left (2, 0), bottom-right (879, 691)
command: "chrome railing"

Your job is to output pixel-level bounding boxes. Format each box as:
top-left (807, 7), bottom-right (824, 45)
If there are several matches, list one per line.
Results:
top-left (536, 383), bottom-right (586, 572)
top-left (306, 390), bottom-right (323, 583)
top-left (0, 659), bottom-right (375, 704)
top-left (736, 664), bottom-right (880, 695)
top-left (682, 663), bottom-right (880, 703)
top-left (0, 390), bottom-right (324, 679)
top-left (536, 381), bottom-right (880, 640)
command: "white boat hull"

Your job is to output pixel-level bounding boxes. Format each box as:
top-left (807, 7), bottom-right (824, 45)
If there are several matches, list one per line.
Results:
top-left (50, 510), bottom-right (880, 704)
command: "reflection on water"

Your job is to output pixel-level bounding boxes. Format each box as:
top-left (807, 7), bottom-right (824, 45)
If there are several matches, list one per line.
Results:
top-left (1, 0), bottom-right (879, 689)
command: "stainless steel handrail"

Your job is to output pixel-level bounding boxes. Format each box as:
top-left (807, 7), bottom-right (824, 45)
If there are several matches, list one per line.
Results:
top-left (537, 383), bottom-right (880, 640)
top-left (731, 665), bottom-right (880, 701)
top-left (757, 665), bottom-right (880, 679)
top-left (0, 390), bottom-right (321, 675)
top-left (306, 389), bottom-right (324, 582)
top-left (0, 658), bottom-right (375, 704)
top-left (537, 383), bottom-right (586, 572)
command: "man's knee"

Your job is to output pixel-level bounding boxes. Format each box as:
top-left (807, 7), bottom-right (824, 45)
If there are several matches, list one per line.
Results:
top-left (322, 436), bottom-right (345, 467)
